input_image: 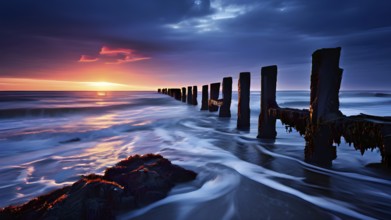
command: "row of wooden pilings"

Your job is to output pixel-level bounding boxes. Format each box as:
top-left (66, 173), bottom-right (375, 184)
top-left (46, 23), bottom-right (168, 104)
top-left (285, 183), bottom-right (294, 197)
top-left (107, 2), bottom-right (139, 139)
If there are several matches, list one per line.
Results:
top-left (158, 73), bottom-right (251, 130)
top-left (158, 47), bottom-right (391, 167)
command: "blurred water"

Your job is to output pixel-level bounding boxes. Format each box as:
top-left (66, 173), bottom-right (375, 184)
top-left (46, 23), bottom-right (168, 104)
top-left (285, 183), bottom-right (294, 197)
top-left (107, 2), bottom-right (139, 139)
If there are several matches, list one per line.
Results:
top-left (0, 91), bottom-right (390, 219)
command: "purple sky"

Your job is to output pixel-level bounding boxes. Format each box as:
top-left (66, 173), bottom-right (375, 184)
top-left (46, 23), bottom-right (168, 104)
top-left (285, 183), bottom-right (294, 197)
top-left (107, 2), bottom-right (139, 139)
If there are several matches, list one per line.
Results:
top-left (1, 0), bottom-right (390, 90)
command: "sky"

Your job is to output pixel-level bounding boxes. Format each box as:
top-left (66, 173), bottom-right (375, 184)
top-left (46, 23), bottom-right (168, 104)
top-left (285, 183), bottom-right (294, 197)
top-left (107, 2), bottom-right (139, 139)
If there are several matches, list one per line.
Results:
top-left (0, 0), bottom-right (390, 91)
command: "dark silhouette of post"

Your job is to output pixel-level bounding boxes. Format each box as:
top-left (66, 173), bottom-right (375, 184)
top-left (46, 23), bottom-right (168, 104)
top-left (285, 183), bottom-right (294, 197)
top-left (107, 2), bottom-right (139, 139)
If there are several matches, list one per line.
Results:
top-left (209, 83), bottom-right (220, 112)
top-left (181, 87), bottom-right (186, 102)
top-left (219, 77), bottom-right (232, 117)
top-left (305, 47), bottom-right (343, 165)
top-left (192, 86), bottom-right (198, 105)
top-left (237, 72), bottom-right (251, 129)
top-left (158, 88), bottom-right (161, 93)
top-left (258, 65), bottom-right (278, 139)
top-left (309, 47), bottom-right (343, 124)
top-left (173, 88), bottom-right (181, 101)
top-left (201, 85), bottom-right (209, 110)
top-left (187, 86), bottom-right (193, 105)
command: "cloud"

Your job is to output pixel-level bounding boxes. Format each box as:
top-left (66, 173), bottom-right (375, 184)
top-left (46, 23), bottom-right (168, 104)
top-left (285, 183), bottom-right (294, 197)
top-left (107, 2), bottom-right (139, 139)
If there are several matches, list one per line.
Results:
top-left (106, 55), bottom-right (151, 65)
top-left (79, 46), bottom-right (150, 65)
top-left (99, 46), bottom-right (134, 56)
top-left (78, 55), bottom-right (99, 62)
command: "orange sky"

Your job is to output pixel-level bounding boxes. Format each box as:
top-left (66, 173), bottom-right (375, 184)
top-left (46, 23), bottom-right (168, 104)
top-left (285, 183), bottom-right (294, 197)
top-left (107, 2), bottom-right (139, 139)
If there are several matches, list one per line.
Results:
top-left (0, 78), bottom-right (154, 91)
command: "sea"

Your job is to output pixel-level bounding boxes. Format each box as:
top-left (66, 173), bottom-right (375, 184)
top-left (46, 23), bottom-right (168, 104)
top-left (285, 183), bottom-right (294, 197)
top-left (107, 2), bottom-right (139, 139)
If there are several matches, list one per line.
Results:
top-left (0, 91), bottom-right (390, 219)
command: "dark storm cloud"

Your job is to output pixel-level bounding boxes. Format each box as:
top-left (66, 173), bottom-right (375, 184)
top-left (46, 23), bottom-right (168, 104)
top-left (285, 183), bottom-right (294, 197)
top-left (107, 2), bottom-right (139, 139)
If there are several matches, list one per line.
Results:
top-left (0, 0), bottom-right (390, 89)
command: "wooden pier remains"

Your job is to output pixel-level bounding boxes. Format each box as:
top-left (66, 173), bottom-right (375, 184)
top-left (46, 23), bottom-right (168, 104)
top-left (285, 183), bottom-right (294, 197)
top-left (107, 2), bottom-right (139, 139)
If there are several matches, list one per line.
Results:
top-left (192, 86), bottom-right (198, 106)
top-left (237, 72), bottom-right (251, 130)
top-left (201, 85), bottom-right (209, 110)
top-left (219, 77), bottom-right (232, 117)
top-left (157, 47), bottom-right (391, 167)
top-left (208, 83), bottom-right (220, 112)
top-left (181, 87), bottom-right (186, 103)
top-left (187, 86), bottom-right (193, 105)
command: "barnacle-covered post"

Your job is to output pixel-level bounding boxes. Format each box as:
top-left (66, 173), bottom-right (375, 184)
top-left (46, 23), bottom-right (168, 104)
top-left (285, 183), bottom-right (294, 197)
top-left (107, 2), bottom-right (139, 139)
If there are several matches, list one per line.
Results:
top-left (237, 72), bottom-right (251, 129)
top-left (209, 83), bottom-right (220, 112)
top-left (305, 47), bottom-right (343, 165)
top-left (181, 87), bottom-right (186, 102)
top-left (201, 85), bottom-right (209, 110)
top-left (192, 86), bottom-right (198, 106)
top-left (187, 86), bottom-right (193, 105)
top-left (258, 65), bottom-right (278, 139)
top-left (219, 77), bottom-right (232, 117)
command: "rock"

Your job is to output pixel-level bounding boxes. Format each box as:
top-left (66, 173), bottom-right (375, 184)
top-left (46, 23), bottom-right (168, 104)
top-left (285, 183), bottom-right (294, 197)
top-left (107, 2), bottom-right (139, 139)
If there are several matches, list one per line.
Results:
top-left (0, 154), bottom-right (197, 220)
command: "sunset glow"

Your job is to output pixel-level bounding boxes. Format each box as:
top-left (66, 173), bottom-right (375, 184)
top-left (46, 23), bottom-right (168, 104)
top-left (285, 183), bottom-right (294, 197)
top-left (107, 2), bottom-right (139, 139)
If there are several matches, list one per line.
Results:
top-left (0, 78), bottom-right (152, 91)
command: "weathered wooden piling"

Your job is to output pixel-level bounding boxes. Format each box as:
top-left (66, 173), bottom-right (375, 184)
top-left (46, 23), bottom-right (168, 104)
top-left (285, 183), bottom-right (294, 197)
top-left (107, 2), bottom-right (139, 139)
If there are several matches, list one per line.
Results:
top-left (192, 86), bottom-right (198, 105)
top-left (305, 47), bottom-right (343, 164)
top-left (187, 86), bottom-right (193, 105)
top-left (309, 47), bottom-right (343, 124)
top-left (209, 83), bottom-right (220, 112)
top-left (158, 88), bottom-right (161, 93)
top-left (173, 88), bottom-right (182, 101)
top-left (201, 85), bottom-right (209, 110)
top-left (181, 87), bottom-right (186, 102)
top-left (219, 77), bottom-right (232, 117)
top-left (237, 72), bottom-right (251, 129)
top-left (258, 65), bottom-right (278, 139)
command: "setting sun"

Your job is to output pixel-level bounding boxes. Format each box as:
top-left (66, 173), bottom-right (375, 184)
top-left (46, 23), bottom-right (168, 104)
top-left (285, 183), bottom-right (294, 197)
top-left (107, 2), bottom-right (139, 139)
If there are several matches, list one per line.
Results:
top-left (89, 81), bottom-right (122, 91)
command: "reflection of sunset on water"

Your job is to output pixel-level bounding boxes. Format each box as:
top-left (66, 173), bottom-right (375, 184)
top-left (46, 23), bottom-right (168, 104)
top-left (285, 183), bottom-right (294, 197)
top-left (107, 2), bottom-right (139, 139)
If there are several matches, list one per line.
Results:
top-left (97, 91), bottom-right (107, 97)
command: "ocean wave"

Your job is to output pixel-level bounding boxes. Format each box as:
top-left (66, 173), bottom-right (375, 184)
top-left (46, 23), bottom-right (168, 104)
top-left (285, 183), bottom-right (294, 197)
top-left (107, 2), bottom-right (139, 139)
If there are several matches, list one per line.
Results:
top-left (0, 98), bottom-right (174, 119)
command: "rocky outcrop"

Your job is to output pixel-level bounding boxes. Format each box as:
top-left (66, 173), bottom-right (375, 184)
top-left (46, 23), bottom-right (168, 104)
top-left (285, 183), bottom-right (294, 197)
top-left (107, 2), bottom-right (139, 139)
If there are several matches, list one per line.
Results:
top-left (0, 154), bottom-right (197, 220)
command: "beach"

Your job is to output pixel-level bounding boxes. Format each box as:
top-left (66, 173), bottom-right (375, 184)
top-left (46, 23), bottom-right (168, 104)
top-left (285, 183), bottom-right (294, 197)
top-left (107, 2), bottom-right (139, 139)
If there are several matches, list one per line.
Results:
top-left (1, 91), bottom-right (391, 219)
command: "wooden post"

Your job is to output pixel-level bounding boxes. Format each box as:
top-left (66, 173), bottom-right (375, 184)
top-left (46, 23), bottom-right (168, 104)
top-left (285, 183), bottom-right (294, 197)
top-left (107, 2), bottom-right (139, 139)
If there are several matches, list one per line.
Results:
top-left (310, 47), bottom-right (343, 124)
top-left (305, 47), bottom-right (343, 165)
top-left (219, 77), bottom-right (232, 117)
top-left (192, 86), bottom-right (198, 105)
top-left (201, 85), bottom-right (209, 110)
top-left (181, 87), bottom-right (186, 102)
top-left (173, 89), bottom-right (181, 101)
top-left (209, 83), bottom-right (220, 112)
top-left (237, 72), bottom-right (251, 129)
top-left (258, 65), bottom-right (278, 139)
top-left (187, 86), bottom-right (193, 105)
top-left (158, 88), bottom-right (161, 93)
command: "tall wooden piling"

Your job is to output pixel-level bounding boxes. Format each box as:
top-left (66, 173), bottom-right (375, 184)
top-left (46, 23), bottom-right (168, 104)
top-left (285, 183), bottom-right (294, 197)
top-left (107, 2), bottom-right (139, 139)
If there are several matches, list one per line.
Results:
top-left (201, 85), bottom-right (209, 110)
top-left (158, 88), bottom-right (161, 93)
top-left (192, 86), bottom-right (198, 105)
top-left (219, 77), bottom-right (232, 117)
top-left (237, 72), bottom-right (251, 129)
top-left (209, 83), bottom-right (220, 112)
top-left (173, 88), bottom-right (181, 101)
top-left (187, 86), bottom-right (193, 105)
top-left (258, 65), bottom-right (278, 139)
top-left (310, 47), bottom-right (343, 124)
top-left (181, 87), bottom-right (186, 102)
top-left (305, 47), bottom-right (343, 165)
